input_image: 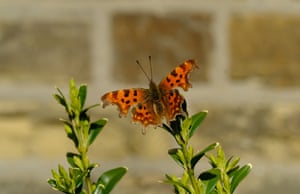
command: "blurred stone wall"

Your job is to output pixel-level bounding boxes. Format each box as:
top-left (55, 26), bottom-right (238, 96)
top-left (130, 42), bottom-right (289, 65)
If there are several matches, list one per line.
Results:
top-left (0, 1), bottom-right (300, 194)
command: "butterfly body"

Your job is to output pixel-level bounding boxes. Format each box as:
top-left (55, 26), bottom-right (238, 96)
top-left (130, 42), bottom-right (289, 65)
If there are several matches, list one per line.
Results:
top-left (101, 59), bottom-right (197, 127)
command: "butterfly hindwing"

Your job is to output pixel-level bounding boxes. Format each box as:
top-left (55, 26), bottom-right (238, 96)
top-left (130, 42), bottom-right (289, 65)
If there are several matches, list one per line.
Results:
top-left (162, 89), bottom-right (185, 120)
top-left (132, 101), bottom-right (161, 127)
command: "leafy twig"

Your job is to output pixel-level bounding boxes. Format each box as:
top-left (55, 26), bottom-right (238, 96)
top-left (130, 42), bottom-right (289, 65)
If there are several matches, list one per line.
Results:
top-left (48, 79), bottom-right (127, 194)
top-left (162, 111), bottom-right (251, 194)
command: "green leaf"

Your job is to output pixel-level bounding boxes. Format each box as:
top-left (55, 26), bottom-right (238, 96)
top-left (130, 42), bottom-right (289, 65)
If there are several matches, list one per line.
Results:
top-left (191, 142), bottom-right (219, 169)
top-left (182, 117), bottom-right (192, 133)
top-left (96, 167), bottom-right (127, 194)
top-left (198, 171), bottom-right (217, 181)
top-left (54, 87), bottom-right (68, 108)
top-left (88, 119), bottom-right (107, 146)
top-left (199, 168), bottom-right (220, 179)
top-left (162, 123), bottom-right (175, 136)
top-left (226, 156), bottom-right (240, 173)
top-left (69, 79), bottom-right (81, 112)
top-left (58, 164), bottom-right (69, 179)
top-left (47, 179), bottom-right (57, 188)
top-left (79, 110), bottom-right (89, 124)
top-left (203, 176), bottom-right (218, 194)
top-left (165, 174), bottom-right (192, 194)
top-left (78, 85), bottom-right (87, 109)
top-left (88, 163), bottom-right (98, 171)
top-left (217, 145), bottom-right (225, 160)
top-left (66, 152), bottom-right (81, 168)
top-left (73, 156), bottom-right (84, 171)
top-left (208, 155), bottom-right (218, 168)
top-left (51, 169), bottom-right (60, 181)
top-left (168, 148), bottom-right (184, 167)
top-left (69, 168), bottom-right (84, 190)
top-left (62, 121), bottom-right (74, 137)
top-left (189, 111), bottom-right (208, 138)
top-left (62, 121), bottom-right (78, 147)
top-left (230, 164), bottom-right (252, 193)
top-left (167, 115), bottom-right (186, 136)
top-left (69, 79), bottom-right (77, 100)
top-left (53, 93), bottom-right (67, 108)
top-left (54, 165), bottom-right (73, 192)
top-left (93, 183), bottom-right (105, 194)
top-left (227, 165), bottom-right (240, 177)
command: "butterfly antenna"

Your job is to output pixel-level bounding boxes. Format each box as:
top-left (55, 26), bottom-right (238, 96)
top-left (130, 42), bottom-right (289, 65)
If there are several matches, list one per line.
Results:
top-left (136, 60), bottom-right (151, 82)
top-left (148, 56), bottom-right (153, 81)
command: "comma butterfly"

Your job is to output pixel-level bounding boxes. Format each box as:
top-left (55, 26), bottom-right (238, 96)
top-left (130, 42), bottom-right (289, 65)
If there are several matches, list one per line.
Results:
top-left (101, 59), bottom-right (198, 129)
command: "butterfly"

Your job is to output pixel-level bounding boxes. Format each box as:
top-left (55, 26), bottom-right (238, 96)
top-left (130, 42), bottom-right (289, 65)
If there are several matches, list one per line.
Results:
top-left (101, 59), bottom-right (198, 129)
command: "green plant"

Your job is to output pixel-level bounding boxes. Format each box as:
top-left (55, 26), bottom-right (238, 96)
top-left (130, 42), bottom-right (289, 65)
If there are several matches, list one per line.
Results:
top-left (163, 111), bottom-right (252, 194)
top-left (48, 78), bottom-right (251, 194)
top-left (48, 79), bottom-right (127, 194)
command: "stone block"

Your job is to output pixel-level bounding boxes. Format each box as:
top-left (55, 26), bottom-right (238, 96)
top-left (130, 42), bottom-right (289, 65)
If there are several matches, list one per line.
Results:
top-left (112, 13), bottom-right (212, 84)
top-left (0, 21), bottom-right (91, 84)
top-left (230, 14), bottom-right (300, 87)
top-left (191, 104), bottom-right (300, 161)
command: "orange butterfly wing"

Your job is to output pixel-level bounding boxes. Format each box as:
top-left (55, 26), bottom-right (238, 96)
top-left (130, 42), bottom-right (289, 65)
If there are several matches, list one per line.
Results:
top-left (159, 59), bottom-right (197, 120)
top-left (101, 87), bottom-right (162, 127)
top-left (159, 59), bottom-right (197, 91)
top-left (131, 101), bottom-right (161, 127)
top-left (162, 89), bottom-right (185, 121)
top-left (101, 88), bottom-right (146, 117)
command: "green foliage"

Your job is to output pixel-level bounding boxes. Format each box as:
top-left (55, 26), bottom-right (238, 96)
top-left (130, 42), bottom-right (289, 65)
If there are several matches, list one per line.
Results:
top-left (162, 111), bottom-right (252, 194)
top-left (95, 167), bottom-right (128, 194)
top-left (48, 79), bottom-right (251, 194)
top-left (48, 79), bottom-right (127, 194)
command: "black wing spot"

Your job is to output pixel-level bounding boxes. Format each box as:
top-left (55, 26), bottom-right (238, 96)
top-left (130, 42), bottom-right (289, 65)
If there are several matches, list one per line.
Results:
top-left (133, 90), bottom-right (138, 96)
top-left (125, 100), bottom-right (130, 104)
top-left (124, 90), bottom-right (130, 97)
top-left (171, 70), bottom-right (178, 77)
top-left (180, 64), bottom-right (187, 71)
top-left (169, 91), bottom-right (174, 98)
top-left (133, 98), bottom-right (138, 102)
top-left (166, 77), bottom-right (171, 83)
top-left (137, 103), bottom-right (143, 109)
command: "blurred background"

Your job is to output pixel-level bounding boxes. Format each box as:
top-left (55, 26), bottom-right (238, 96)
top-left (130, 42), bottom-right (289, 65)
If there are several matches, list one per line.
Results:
top-left (0, 1), bottom-right (300, 194)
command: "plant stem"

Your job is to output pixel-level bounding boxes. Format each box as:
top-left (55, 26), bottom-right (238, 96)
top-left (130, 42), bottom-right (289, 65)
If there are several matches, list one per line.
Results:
top-left (81, 151), bottom-right (93, 194)
top-left (73, 115), bottom-right (93, 194)
top-left (181, 143), bottom-right (202, 194)
top-left (85, 177), bottom-right (93, 194)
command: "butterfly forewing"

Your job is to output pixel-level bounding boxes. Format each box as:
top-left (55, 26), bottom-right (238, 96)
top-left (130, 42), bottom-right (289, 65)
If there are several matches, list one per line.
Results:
top-left (159, 60), bottom-right (197, 91)
top-left (101, 88), bottom-right (146, 116)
